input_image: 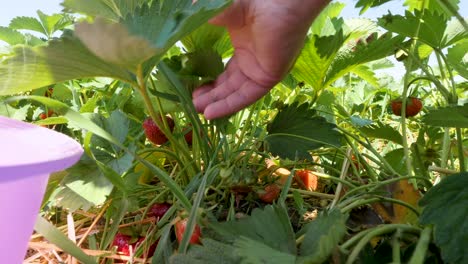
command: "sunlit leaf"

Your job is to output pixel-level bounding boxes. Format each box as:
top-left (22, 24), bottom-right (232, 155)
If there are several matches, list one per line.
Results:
top-left (310, 2), bottom-right (345, 36)
top-left (350, 64), bottom-right (379, 88)
top-left (0, 27), bottom-right (25, 45)
top-left (0, 33), bottom-right (135, 96)
top-left (447, 41), bottom-right (468, 80)
top-left (75, 0), bottom-right (231, 71)
top-left (354, 0), bottom-right (393, 14)
top-left (378, 10), bottom-right (468, 49)
top-left (63, 0), bottom-right (147, 21)
top-left (324, 33), bottom-right (405, 87)
top-left (9, 16), bottom-right (45, 36)
top-left (404, 0), bottom-right (460, 18)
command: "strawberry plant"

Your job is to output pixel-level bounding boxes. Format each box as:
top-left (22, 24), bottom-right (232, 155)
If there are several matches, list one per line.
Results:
top-left (0, 0), bottom-right (466, 263)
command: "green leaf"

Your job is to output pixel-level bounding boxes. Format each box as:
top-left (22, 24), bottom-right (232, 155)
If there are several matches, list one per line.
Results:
top-left (0, 33), bottom-right (135, 96)
top-left (170, 238), bottom-right (241, 264)
top-left (359, 121), bottom-right (404, 145)
top-left (404, 0), bottom-right (460, 18)
top-left (61, 158), bottom-right (114, 207)
top-left (310, 2), bottom-right (345, 36)
top-left (422, 104), bottom-right (468, 128)
top-left (211, 204), bottom-right (297, 255)
top-left (447, 41), bottom-right (468, 80)
top-left (180, 49), bottom-right (224, 79)
top-left (419, 172), bottom-right (468, 264)
top-left (0, 27), bottom-right (25, 45)
top-left (292, 36), bottom-right (335, 90)
top-left (181, 23), bottom-right (230, 54)
top-left (63, 0), bottom-right (147, 21)
top-left (0, 103), bottom-right (29, 120)
top-left (324, 33), bottom-right (405, 88)
top-left (265, 102), bottom-right (342, 160)
top-left (298, 209), bottom-right (348, 263)
top-left (75, 19), bottom-right (158, 70)
top-left (9, 16), bottom-right (46, 36)
top-left (349, 64), bottom-right (379, 88)
top-left (51, 186), bottom-right (95, 211)
top-left (234, 237), bottom-right (297, 264)
top-left (37, 11), bottom-right (69, 37)
top-left (354, 0), bottom-right (393, 15)
top-left (383, 148), bottom-right (406, 175)
top-left (75, 0), bottom-right (231, 71)
top-left (378, 10), bottom-right (467, 49)
top-left (34, 216), bottom-right (97, 264)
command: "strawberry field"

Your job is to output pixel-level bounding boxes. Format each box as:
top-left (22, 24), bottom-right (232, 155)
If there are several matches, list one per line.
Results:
top-left (0, 0), bottom-right (467, 263)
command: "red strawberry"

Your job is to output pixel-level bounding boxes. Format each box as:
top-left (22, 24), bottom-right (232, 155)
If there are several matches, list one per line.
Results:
top-left (39, 110), bottom-right (54, 120)
top-left (391, 97), bottom-right (423, 117)
top-left (295, 169), bottom-right (318, 191)
top-left (183, 126), bottom-right (193, 145)
top-left (175, 218), bottom-right (201, 245)
top-left (143, 116), bottom-right (175, 145)
top-left (258, 184), bottom-right (281, 203)
top-left (148, 202), bottom-right (171, 219)
top-left (111, 233), bottom-right (133, 256)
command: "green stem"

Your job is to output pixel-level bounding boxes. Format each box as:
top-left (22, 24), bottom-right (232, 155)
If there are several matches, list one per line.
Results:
top-left (340, 176), bottom-right (431, 201)
top-left (435, 51), bottom-right (465, 171)
top-left (392, 228), bottom-right (402, 263)
top-left (440, 128), bottom-right (451, 169)
top-left (340, 196), bottom-right (419, 217)
top-left (455, 127), bottom-right (466, 171)
top-left (408, 226), bottom-right (433, 264)
top-left (399, 1), bottom-right (427, 177)
top-left (339, 128), bottom-right (401, 177)
top-left (345, 225), bottom-right (421, 264)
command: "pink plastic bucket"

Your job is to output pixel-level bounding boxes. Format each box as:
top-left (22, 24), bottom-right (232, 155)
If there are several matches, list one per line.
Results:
top-left (0, 116), bottom-right (83, 263)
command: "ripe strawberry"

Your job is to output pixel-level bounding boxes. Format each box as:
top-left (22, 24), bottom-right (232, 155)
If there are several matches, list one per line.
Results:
top-left (391, 97), bottom-right (423, 117)
top-left (175, 218), bottom-right (201, 245)
top-left (295, 169), bottom-right (318, 191)
top-left (148, 202), bottom-right (171, 219)
top-left (111, 233), bottom-right (133, 256)
top-left (39, 110), bottom-right (54, 120)
top-left (143, 116), bottom-right (175, 145)
top-left (258, 184), bottom-right (281, 203)
top-left (183, 127), bottom-right (193, 145)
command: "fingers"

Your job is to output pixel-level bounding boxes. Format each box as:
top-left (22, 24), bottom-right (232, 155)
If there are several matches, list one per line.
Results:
top-left (192, 66), bottom-right (271, 119)
top-left (202, 79), bottom-right (270, 119)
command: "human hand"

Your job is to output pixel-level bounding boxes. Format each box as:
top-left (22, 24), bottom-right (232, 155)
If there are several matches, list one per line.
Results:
top-left (192, 0), bottom-right (330, 119)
